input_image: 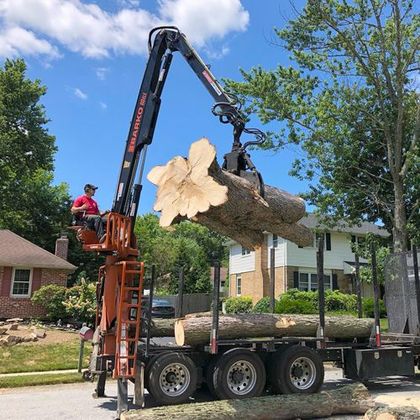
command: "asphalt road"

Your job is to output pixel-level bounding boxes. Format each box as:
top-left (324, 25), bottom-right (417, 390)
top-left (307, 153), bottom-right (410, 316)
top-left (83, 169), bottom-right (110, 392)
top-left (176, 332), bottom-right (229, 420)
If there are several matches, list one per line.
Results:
top-left (0, 368), bottom-right (419, 420)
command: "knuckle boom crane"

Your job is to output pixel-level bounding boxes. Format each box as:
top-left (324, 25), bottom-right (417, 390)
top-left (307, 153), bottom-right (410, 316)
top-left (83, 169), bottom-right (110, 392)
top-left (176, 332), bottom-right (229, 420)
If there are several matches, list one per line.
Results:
top-left (79, 26), bottom-right (265, 416)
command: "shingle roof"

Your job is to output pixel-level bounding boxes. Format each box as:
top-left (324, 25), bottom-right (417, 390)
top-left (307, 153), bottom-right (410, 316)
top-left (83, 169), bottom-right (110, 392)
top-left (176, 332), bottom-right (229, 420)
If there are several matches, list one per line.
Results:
top-left (0, 230), bottom-right (76, 271)
top-left (299, 214), bottom-right (389, 237)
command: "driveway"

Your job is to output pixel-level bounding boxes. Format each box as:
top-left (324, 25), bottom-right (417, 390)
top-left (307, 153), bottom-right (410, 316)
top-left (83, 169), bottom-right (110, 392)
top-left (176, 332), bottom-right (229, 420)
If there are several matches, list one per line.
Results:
top-left (0, 368), bottom-right (419, 420)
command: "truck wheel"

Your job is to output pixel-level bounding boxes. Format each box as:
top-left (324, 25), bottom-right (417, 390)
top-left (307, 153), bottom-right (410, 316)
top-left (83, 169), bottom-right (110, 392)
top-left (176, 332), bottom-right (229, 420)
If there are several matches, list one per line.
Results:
top-left (269, 345), bottom-right (324, 394)
top-left (204, 356), bottom-right (218, 397)
top-left (213, 349), bottom-right (266, 400)
top-left (147, 352), bottom-right (197, 405)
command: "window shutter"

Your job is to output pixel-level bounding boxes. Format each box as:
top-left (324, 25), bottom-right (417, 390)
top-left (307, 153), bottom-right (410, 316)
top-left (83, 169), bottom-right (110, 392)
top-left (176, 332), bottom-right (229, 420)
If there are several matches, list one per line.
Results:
top-left (293, 271), bottom-right (299, 289)
top-left (31, 268), bottom-right (42, 294)
top-left (326, 232), bottom-right (331, 251)
top-left (351, 235), bottom-right (356, 243)
top-left (332, 274), bottom-right (338, 290)
top-left (1, 267), bottom-right (12, 296)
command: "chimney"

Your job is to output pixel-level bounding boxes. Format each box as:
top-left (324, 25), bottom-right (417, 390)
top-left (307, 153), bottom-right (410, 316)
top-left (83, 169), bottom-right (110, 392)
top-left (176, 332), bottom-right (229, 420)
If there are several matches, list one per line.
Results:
top-left (55, 234), bottom-right (69, 260)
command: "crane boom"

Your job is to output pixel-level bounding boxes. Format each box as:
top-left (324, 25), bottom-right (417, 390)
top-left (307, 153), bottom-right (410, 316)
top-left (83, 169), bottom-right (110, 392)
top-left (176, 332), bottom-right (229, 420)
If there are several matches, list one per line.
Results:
top-left (112, 26), bottom-right (265, 223)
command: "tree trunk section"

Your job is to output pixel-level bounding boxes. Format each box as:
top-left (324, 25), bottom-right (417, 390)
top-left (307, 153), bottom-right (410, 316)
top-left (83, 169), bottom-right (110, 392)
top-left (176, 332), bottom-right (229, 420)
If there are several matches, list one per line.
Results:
top-left (147, 138), bottom-right (313, 249)
top-left (144, 318), bottom-right (175, 337)
top-left (175, 314), bottom-right (374, 346)
top-left (121, 383), bottom-right (374, 420)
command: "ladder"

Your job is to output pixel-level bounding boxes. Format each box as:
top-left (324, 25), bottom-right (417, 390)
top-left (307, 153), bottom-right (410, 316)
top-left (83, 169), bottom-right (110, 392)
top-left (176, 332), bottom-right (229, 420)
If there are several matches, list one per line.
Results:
top-left (114, 260), bottom-right (145, 378)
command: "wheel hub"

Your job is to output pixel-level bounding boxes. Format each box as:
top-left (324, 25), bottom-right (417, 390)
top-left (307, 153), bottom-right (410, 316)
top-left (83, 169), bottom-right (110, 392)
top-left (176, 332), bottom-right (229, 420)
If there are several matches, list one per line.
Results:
top-left (159, 362), bottom-right (191, 397)
top-left (289, 357), bottom-right (316, 390)
top-left (227, 360), bottom-right (257, 395)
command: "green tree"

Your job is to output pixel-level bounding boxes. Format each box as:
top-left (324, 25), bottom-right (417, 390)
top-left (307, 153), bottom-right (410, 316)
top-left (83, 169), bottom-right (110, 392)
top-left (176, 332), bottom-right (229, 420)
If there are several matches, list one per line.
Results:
top-left (225, 0), bottom-right (419, 252)
top-left (0, 58), bottom-right (71, 250)
top-left (134, 214), bottom-right (224, 293)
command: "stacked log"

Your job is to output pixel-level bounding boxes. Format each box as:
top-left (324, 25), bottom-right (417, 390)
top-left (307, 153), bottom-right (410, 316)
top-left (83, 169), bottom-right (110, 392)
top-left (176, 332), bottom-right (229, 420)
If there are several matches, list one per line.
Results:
top-left (147, 138), bottom-right (313, 249)
top-left (174, 313), bottom-right (374, 346)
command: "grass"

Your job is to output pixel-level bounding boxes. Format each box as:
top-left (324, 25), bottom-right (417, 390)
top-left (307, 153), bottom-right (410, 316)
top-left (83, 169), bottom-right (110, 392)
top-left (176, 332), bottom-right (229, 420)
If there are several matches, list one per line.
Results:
top-left (0, 339), bottom-right (90, 374)
top-left (0, 372), bottom-right (84, 388)
top-left (380, 317), bottom-right (389, 332)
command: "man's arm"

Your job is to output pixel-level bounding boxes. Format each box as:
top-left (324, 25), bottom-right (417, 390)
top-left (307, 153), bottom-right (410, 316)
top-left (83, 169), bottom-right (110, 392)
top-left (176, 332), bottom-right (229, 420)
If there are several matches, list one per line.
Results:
top-left (71, 197), bottom-right (88, 214)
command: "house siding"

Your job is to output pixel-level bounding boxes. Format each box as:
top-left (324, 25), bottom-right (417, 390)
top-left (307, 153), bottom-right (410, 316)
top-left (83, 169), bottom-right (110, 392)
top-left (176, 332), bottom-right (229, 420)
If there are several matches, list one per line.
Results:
top-left (0, 267), bottom-right (68, 319)
top-left (286, 232), bottom-right (367, 270)
top-left (229, 244), bottom-right (255, 274)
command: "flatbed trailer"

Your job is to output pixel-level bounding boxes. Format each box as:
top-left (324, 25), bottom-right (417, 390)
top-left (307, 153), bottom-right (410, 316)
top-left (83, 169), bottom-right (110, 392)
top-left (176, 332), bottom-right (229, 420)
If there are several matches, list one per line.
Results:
top-left (90, 246), bottom-right (420, 417)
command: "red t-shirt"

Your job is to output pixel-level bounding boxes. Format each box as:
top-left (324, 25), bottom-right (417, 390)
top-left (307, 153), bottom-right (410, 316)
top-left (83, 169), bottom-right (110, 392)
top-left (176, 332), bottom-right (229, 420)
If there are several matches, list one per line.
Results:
top-left (73, 195), bottom-right (99, 215)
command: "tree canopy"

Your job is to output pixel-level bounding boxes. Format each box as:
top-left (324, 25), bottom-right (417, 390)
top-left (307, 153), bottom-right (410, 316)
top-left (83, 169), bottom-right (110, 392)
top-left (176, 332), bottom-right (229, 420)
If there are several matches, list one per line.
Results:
top-left (0, 59), bottom-right (71, 250)
top-left (134, 214), bottom-right (228, 294)
top-left (225, 0), bottom-right (419, 252)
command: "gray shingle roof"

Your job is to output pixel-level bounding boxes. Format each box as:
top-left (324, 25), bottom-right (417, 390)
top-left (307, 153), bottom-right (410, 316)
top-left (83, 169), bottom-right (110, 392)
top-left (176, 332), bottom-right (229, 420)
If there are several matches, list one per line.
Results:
top-left (299, 214), bottom-right (389, 237)
top-left (0, 230), bottom-right (76, 271)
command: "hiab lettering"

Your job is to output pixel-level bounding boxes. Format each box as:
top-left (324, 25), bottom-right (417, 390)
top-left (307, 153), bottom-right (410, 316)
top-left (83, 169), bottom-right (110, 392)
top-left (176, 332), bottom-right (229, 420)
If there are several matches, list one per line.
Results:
top-left (128, 92), bottom-right (148, 153)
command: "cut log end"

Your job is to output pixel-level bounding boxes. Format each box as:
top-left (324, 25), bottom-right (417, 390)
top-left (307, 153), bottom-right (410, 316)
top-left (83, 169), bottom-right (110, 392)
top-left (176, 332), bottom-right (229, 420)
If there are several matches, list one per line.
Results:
top-left (174, 319), bottom-right (185, 346)
top-left (147, 137), bottom-right (313, 249)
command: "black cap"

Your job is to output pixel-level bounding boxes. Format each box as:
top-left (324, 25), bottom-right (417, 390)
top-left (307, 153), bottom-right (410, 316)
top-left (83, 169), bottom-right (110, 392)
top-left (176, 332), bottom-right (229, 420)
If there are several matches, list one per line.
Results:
top-left (84, 184), bottom-right (98, 192)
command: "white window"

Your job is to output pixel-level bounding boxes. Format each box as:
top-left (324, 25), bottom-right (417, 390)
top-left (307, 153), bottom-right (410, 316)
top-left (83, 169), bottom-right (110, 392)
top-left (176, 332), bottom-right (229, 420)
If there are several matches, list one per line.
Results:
top-left (236, 275), bottom-right (242, 296)
top-left (272, 234), bottom-right (278, 248)
top-left (11, 268), bottom-right (32, 297)
top-left (298, 271), bottom-right (332, 291)
top-left (241, 247), bottom-right (251, 255)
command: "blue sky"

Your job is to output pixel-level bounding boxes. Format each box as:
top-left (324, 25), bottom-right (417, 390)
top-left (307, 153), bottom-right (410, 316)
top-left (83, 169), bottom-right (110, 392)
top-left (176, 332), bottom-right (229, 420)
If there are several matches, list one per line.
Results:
top-left (0, 0), bottom-right (311, 215)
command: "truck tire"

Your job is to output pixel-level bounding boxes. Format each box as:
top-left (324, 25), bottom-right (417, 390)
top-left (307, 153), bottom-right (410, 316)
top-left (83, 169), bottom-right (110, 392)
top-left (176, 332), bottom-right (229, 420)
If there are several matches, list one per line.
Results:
top-left (147, 352), bottom-right (197, 405)
top-left (213, 349), bottom-right (266, 400)
top-left (269, 345), bottom-right (324, 394)
top-left (204, 356), bottom-right (218, 397)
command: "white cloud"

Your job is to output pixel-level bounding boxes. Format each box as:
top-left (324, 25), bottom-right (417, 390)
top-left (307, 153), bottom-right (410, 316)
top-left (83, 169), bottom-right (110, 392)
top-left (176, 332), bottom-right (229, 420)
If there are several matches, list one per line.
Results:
top-left (0, 25), bottom-right (60, 58)
top-left (96, 67), bottom-right (109, 80)
top-left (0, 0), bottom-right (249, 59)
top-left (99, 101), bottom-right (107, 109)
top-left (74, 88), bottom-right (88, 100)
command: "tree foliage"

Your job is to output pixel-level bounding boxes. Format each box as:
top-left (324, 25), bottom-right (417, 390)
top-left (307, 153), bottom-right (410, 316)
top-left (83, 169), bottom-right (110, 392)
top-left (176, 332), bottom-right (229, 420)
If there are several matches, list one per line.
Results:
top-left (225, 0), bottom-right (419, 252)
top-left (134, 214), bottom-right (228, 293)
top-left (0, 58), bottom-right (71, 250)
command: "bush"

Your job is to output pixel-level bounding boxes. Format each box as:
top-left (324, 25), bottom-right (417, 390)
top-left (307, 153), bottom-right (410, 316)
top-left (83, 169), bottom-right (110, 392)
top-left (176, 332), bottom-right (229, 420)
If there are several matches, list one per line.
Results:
top-left (324, 290), bottom-right (357, 312)
top-left (363, 297), bottom-right (387, 318)
top-left (225, 296), bottom-right (253, 314)
top-left (276, 296), bottom-right (318, 314)
top-left (63, 278), bottom-right (97, 324)
top-left (253, 296), bottom-right (280, 313)
top-left (31, 284), bottom-right (67, 321)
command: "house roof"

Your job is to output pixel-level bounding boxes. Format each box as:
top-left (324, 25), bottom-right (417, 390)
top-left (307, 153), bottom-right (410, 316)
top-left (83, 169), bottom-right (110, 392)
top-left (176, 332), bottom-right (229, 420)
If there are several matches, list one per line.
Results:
top-left (225, 213), bottom-right (389, 246)
top-left (299, 214), bottom-right (389, 237)
top-left (0, 230), bottom-right (76, 271)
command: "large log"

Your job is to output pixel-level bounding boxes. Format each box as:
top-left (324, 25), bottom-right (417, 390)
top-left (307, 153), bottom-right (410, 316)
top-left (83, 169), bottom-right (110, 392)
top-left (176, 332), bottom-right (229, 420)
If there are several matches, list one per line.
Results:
top-left (147, 138), bottom-right (313, 249)
top-left (121, 383), bottom-right (374, 420)
top-left (146, 318), bottom-right (174, 337)
top-left (175, 313), bottom-right (374, 346)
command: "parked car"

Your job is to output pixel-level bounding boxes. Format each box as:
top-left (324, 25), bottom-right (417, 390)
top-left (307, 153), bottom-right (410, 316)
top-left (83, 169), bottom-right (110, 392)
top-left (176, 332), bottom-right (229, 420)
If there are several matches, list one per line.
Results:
top-left (141, 296), bottom-right (175, 318)
top-left (151, 298), bottom-right (175, 318)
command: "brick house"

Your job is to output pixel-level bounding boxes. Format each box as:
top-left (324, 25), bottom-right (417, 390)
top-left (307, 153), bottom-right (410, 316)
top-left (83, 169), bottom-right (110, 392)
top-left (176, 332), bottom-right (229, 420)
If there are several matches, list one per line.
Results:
top-left (227, 215), bottom-right (389, 303)
top-left (0, 230), bottom-right (76, 319)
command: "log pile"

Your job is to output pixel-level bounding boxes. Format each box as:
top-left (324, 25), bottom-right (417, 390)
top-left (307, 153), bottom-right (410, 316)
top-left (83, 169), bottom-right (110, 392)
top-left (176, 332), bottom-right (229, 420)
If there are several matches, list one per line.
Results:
top-left (121, 383), bottom-right (374, 420)
top-left (174, 313), bottom-right (374, 346)
top-left (147, 138), bottom-right (313, 249)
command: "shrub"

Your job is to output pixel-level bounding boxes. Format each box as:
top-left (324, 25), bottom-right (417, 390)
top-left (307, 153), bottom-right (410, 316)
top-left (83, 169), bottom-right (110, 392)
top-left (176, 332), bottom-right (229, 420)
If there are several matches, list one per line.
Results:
top-left (31, 284), bottom-right (67, 321)
top-left (224, 296), bottom-right (253, 314)
top-left (283, 289), bottom-right (318, 307)
top-left (63, 278), bottom-right (97, 324)
top-left (276, 296), bottom-right (318, 314)
top-left (324, 290), bottom-right (357, 312)
top-left (253, 296), bottom-right (280, 313)
top-left (363, 297), bottom-right (387, 318)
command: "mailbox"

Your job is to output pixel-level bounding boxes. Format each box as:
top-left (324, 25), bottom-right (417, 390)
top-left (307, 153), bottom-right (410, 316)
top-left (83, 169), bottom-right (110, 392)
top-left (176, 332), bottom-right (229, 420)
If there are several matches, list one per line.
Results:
top-left (79, 326), bottom-right (94, 341)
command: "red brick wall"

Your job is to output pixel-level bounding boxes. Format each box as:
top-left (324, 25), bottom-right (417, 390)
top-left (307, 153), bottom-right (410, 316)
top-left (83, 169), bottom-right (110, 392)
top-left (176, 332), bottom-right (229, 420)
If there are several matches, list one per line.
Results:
top-left (0, 266), bottom-right (69, 319)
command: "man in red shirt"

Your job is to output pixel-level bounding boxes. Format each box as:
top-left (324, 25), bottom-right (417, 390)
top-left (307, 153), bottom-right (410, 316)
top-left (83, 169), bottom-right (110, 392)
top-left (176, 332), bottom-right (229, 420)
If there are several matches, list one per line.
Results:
top-left (71, 184), bottom-right (106, 242)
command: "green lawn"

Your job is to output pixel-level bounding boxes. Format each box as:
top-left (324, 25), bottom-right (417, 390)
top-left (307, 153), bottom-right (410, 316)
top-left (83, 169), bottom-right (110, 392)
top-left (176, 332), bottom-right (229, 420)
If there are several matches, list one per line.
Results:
top-left (0, 372), bottom-right (84, 388)
top-left (0, 340), bottom-right (90, 374)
